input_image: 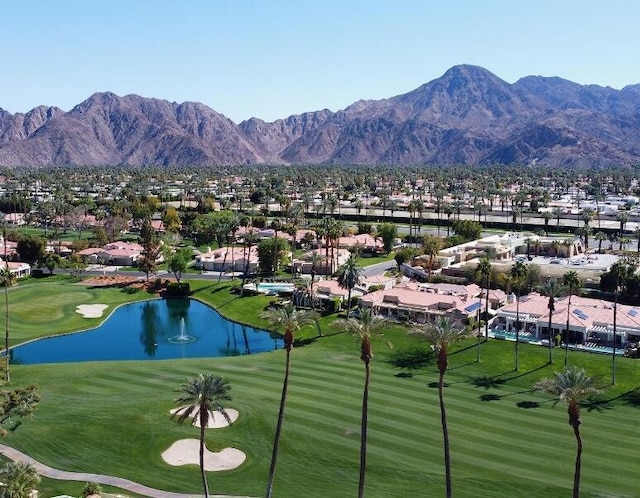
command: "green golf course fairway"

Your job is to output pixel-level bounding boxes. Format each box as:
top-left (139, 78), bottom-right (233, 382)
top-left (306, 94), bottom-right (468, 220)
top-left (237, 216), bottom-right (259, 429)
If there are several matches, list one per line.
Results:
top-left (4, 280), bottom-right (640, 497)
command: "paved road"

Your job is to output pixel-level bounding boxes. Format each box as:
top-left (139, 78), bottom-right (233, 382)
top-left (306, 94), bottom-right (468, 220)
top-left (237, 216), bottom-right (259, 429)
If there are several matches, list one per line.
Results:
top-left (362, 259), bottom-right (396, 277)
top-left (0, 444), bottom-right (255, 498)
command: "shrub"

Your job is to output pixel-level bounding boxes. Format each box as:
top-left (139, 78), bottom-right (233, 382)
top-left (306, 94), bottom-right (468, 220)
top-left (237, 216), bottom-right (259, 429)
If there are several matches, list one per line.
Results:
top-left (165, 282), bottom-right (190, 297)
top-left (82, 481), bottom-right (103, 497)
top-left (367, 284), bottom-right (385, 293)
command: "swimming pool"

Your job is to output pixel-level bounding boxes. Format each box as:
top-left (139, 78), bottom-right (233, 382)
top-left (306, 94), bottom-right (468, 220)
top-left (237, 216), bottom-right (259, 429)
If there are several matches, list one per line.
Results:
top-left (11, 298), bottom-right (283, 364)
top-left (243, 282), bottom-right (295, 295)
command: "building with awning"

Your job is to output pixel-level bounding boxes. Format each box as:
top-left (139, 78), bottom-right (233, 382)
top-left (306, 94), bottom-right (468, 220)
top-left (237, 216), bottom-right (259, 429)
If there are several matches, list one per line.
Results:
top-left (494, 292), bottom-right (640, 346)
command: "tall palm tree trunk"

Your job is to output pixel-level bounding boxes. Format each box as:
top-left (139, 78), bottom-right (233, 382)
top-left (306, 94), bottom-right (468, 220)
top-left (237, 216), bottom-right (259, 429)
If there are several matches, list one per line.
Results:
top-left (4, 280), bottom-right (8, 383)
top-left (266, 339), bottom-right (292, 498)
top-left (240, 243), bottom-right (248, 294)
top-left (230, 234), bottom-right (236, 281)
top-left (484, 274), bottom-right (490, 340)
top-left (612, 287), bottom-right (618, 385)
top-left (547, 313), bottom-right (553, 364)
top-left (199, 420), bottom-right (210, 498)
top-left (572, 424), bottom-right (582, 498)
top-left (569, 403), bottom-right (582, 498)
top-left (3, 228), bottom-right (9, 382)
top-left (515, 295), bottom-right (520, 371)
top-left (273, 229), bottom-right (279, 276)
top-left (217, 251), bottom-right (228, 284)
top-left (438, 359), bottom-right (452, 498)
top-left (358, 358), bottom-right (371, 498)
top-left (565, 293), bottom-right (572, 368)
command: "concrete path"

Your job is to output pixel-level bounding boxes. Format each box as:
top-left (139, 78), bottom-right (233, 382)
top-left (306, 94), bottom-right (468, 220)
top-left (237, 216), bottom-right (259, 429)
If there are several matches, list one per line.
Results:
top-left (0, 444), bottom-right (255, 498)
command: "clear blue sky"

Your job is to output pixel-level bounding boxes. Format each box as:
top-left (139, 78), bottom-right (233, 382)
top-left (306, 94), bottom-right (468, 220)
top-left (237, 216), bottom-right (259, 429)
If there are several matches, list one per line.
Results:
top-left (1, 0), bottom-right (639, 123)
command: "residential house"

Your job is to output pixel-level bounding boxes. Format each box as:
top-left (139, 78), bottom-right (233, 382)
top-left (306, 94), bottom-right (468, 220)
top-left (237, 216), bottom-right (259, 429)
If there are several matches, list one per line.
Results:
top-left (195, 245), bottom-right (259, 273)
top-left (1, 260), bottom-right (31, 278)
top-left (77, 242), bottom-right (145, 266)
top-left (360, 281), bottom-right (484, 323)
top-left (495, 292), bottom-right (640, 345)
top-left (291, 248), bottom-right (351, 276)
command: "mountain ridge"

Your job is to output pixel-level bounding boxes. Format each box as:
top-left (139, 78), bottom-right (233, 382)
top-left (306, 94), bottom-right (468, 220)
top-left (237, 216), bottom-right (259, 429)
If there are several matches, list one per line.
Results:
top-left (1, 64), bottom-right (639, 167)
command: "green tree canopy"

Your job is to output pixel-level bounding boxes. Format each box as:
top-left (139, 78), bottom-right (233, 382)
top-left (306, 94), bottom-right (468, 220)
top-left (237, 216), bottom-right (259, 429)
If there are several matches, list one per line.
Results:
top-left (377, 223), bottom-right (397, 254)
top-left (16, 235), bottom-right (46, 265)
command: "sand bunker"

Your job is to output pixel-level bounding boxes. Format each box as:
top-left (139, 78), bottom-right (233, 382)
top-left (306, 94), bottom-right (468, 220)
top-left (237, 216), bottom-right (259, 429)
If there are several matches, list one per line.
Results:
top-left (75, 304), bottom-right (108, 318)
top-left (170, 407), bottom-right (239, 428)
top-left (162, 439), bottom-right (246, 470)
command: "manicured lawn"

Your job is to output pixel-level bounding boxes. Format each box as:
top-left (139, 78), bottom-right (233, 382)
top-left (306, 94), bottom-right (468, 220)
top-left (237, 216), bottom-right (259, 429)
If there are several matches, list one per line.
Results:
top-left (358, 253), bottom-right (396, 266)
top-left (0, 278), bottom-right (153, 347)
top-left (5, 280), bottom-right (640, 497)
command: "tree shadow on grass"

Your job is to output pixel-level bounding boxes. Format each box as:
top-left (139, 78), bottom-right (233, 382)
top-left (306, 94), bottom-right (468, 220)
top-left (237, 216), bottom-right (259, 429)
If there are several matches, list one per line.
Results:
top-left (585, 386), bottom-right (640, 410)
top-left (450, 341), bottom-right (486, 356)
top-left (395, 372), bottom-right (414, 378)
top-left (448, 360), bottom-right (479, 371)
top-left (479, 393), bottom-right (502, 402)
top-left (479, 388), bottom-right (536, 403)
top-left (517, 400), bottom-right (540, 409)
top-left (292, 336), bottom-right (319, 347)
top-left (620, 389), bottom-right (640, 408)
top-left (427, 381), bottom-right (450, 389)
top-left (470, 376), bottom-right (506, 390)
top-left (581, 395), bottom-right (614, 413)
top-left (493, 363), bottom-right (549, 383)
top-left (387, 348), bottom-right (434, 377)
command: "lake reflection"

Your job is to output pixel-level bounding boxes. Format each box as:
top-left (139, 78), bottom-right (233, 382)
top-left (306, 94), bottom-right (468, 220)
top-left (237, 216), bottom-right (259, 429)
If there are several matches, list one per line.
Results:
top-left (12, 298), bottom-right (282, 364)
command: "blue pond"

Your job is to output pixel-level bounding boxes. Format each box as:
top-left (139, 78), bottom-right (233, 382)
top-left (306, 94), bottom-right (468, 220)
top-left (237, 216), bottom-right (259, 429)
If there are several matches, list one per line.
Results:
top-left (12, 298), bottom-right (283, 365)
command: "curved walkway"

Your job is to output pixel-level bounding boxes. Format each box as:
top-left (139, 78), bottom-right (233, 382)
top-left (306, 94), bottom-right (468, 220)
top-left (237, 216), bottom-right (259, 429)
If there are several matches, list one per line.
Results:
top-left (0, 444), bottom-right (255, 498)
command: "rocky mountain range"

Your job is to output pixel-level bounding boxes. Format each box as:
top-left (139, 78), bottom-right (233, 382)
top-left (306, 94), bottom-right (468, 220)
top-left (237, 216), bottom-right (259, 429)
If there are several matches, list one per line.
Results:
top-left (1, 64), bottom-right (639, 168)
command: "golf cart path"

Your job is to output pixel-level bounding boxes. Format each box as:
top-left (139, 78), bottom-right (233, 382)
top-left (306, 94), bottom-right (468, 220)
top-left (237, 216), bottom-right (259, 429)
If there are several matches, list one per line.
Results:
top-left (0, 444), bottom-right (255, 498)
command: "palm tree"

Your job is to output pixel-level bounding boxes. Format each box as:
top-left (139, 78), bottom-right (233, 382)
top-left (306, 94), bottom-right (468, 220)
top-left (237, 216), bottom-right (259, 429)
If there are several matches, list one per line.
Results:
top-left (421, 235), bottom-right (443, 278)
top-left (543, 211), bottom-right (552, 235)
top-left (412, 316), bottom-right (469, 498)
top-left (353, 199), bottom-right (364, 224)
top-left (335, 309), bottom-right (388, 498)
top-left (538, 279), bottom-right (566, 364)
top-left (594, 231), bottom-right (606, 254)
top-left (608, 264), bottom-right (626, 385)
top-left (617, 210), bottom-right (629, 235)
top-left (578, 225), bottom-right (592, 250)
top-left (552, 207), bottom-right (562, 233)
top-left (336, 256), bottom-right (364, 318)
top-left (0, 461), bottom-right (40, 498)
top-left (262, 302), bottom-right (318, 498)
top-left (172, 373), bottom-right (233, 498)
top-left (534, 366), bottom-right (600, 498)
top-left (240, 230), bottom-right (259, 294)
top-left (443, 203), bottom-right (454, 237)
top-left (510, 261), bottom-right (528, 371)
top-left (306, 252), bottom-right (324, 302)
top-left (619, 236), bottom-right (631, 252)
top-left (562, 271), bottom-right (580, 368)
top-left (476, 257), bottom-right (492, 340)
top-left (1, 258), bottom-right (15, 382)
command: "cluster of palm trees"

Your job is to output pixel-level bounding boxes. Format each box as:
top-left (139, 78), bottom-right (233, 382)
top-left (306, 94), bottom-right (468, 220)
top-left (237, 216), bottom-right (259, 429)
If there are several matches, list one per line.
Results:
top-left (313, 216), bottom-right (348, 276)
top-left (475, 255), bottom-right (590, 373)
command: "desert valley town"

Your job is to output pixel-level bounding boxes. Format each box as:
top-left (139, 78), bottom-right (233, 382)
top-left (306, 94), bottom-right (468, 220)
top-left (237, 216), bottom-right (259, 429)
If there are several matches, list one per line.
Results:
top-left (1, 2), bottom-right (640, 498)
